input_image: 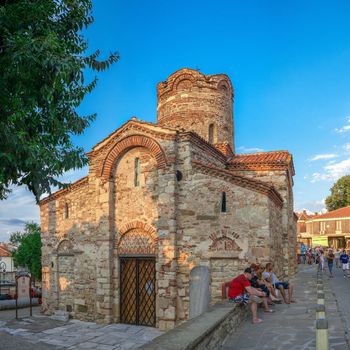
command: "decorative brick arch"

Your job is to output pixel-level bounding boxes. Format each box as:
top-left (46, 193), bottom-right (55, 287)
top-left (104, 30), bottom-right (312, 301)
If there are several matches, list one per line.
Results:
top-left (117, 221), bottom-right (157, 255)
top-left (56, 239), bottom-right (74, 254)
top-left (100, 135), bottom-right (167, 180)
top-left (173, 73), bottom-right (196, 91)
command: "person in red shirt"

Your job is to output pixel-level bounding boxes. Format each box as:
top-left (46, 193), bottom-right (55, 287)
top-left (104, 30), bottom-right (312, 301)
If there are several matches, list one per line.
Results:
top-left (228, 267), bottom-right (272, 324)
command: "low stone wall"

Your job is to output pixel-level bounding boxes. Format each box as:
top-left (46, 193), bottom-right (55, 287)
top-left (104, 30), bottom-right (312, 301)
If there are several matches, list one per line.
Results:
top-left (139, 302), bottom-right (247, 350)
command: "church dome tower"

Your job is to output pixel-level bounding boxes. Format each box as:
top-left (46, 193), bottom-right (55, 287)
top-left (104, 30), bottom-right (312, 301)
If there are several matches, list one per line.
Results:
top-left (157, 68), bottom-right (234, 151)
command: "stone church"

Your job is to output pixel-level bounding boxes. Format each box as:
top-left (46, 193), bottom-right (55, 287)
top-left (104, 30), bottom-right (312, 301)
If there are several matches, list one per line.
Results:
top-left (39, 68), bottom-right (296, 330)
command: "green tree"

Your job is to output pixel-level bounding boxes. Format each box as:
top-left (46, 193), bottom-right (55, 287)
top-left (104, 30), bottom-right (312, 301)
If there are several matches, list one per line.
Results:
top-left (0, 0), bottom-right (119, 202)
top-left (10, 222), bottom-right (42, 280)
top-left (325, 175), bottom-right (350, 211)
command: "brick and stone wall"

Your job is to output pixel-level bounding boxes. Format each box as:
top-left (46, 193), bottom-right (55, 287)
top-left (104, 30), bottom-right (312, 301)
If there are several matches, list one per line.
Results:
top-left (157, 68), bottom-right (234, 150)
top-left (39, 68), bottom-right (296, 331)
top-left (229, 168), bottom-right (296, 277)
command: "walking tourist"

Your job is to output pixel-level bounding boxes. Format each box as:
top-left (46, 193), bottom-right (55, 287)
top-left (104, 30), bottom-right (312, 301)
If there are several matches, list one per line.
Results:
top-left (228, 267), bottom-right (272, 324)
top-left (262, 263), bottom-right (295, 304)
top-left (335, 249), bottom-right (341, 268)
top-left (319, 250), bottom-right (325, 271)
top-left (340, 249), bottom-right (350, 278)
top-left (306, 249), bottom-right (313, 265)
top-left (327, 249), bottom-right (335, 277)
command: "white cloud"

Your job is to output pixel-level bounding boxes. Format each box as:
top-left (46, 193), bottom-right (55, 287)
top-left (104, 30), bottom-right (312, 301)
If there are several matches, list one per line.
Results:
top-left (295, 199), bottom-right (327, 213)
top-left (344, 143), bottom-right (350, 153)
top-left (311, 157), bottom-right (350, 182)
top-left (0, 186), bottom-right (39, 242)
top-left (0, 167), bottom-right (88, 242)
top-left (335, 117), bottom-right (350, 133)
top-left (236, 146), bottom-right (264, 153)
top-left (309, 154), bottom-right (338, 161)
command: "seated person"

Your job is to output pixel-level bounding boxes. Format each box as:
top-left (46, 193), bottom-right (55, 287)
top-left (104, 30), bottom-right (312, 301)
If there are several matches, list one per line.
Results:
top-left (252, 264), bottom-right (281, 303)
top-left (250, 264), bottom-right (271, 299)
top-left (228, 267), bottom-right (274, 324)
top-left (262, 263), bottom-right (295, 304)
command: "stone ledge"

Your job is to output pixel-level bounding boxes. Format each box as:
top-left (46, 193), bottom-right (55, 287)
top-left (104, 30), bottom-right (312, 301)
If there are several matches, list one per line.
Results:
top-left (139, 302), bottom-right (247, 350)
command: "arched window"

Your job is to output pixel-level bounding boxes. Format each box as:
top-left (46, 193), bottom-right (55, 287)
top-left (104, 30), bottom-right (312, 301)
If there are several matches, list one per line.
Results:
top-left (209, 124), bottom-right (215, 144)
top-left (64, 203), bottom-right (69, 219)
top-left (134, 157), bottom-right (140, 187)
top-left (221, 192), bottom-right (227, 213)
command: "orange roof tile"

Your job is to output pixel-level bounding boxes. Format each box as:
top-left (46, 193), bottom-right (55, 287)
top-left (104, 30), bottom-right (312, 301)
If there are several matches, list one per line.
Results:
top-left (214, 142), bottom-right (234, 157)
top-left (229, 151), bottom-right (295, 175)
top-left (0, 244), bottom-right (11, 257)
top-left (312, 206), bottom-right (350, 220)
top-left (297, 211), bottom-right (314, 221)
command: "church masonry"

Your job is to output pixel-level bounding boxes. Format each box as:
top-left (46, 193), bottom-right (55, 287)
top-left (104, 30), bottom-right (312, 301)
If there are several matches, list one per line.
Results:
top-left (39, 68), bottom-right (297, 331)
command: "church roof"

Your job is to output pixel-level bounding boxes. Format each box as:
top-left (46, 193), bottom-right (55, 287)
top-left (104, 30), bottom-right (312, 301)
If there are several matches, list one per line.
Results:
top-left (213, 142), bottom-right (234, 157)
top-left (229, 151), bottom-right (295, 175)
top-left (90, 119), bottom-right (177, 153)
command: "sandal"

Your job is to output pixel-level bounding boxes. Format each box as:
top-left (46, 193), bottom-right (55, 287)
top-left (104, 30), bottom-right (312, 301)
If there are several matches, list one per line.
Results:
top-left (252, 318), bottom-right (263, 324)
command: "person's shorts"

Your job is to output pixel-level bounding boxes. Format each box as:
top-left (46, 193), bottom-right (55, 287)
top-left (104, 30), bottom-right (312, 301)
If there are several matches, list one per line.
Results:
top-left (229, 293), bottom-right (263, 305)
top-left (342, 263), bottom-right (349, 270)
top-left (274, 281), bottom-right (289, 289)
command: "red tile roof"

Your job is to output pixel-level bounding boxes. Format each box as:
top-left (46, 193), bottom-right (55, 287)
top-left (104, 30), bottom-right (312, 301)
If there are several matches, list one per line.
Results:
top-left (297, 211), bottom-right (314, 221)
top-left (213, 142), bottom-right (234, 157)
top-left (229, 151), bottom-right (295, 175)
top-left (0, 244), bottom-right (11, 257)
top-left (312, 206), bottom-right (350, 220)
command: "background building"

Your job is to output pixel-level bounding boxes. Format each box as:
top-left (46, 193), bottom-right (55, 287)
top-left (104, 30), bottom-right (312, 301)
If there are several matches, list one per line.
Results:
top-left (0, 244), bottom-right (15, 273)
top-left (297, 206), bottom-right (350, 249)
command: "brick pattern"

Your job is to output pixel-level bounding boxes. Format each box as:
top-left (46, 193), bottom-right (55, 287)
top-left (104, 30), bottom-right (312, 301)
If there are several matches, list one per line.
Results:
top-left (157, 68), bottom-right (234, 150)
top-left (88, 119), bottom-right (177, 156)
top-left (100, 135), bottom-right (168, 180)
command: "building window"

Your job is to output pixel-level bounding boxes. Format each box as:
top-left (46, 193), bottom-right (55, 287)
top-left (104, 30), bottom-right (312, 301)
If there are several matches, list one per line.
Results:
top-left (221, 192), bottom-right (227, 213)
top-left (134, 157), bottom-right (140, 187)
top-left (64, 203), bottom-right (69, 219)
top-left (320, 221), bottom-right (326, 232)
top-left (336, 221), bottom-right (342, 231)
top-left (208, 124), bottom-right (215, 144)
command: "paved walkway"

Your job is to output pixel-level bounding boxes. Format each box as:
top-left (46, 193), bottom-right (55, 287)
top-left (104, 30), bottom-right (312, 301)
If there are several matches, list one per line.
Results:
top-left (0, 311), bottom-right (162, 350)
top-left (328, 264), bottom-right (350, 345)
top-left (221, 264), bottom-right (349, 350)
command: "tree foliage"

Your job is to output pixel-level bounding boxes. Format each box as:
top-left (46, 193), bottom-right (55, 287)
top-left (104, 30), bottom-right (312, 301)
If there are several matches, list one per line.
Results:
top-left (0, 0), bottom-right (119, 202)
top-left (11, 222), bottom-right (42, 280)
top-left (325, 175), bottom-right (350, 211)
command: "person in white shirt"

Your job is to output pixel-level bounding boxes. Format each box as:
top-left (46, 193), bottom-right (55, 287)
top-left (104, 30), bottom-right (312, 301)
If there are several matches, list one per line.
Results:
top-left (262, 263), bottom-right (295, 304)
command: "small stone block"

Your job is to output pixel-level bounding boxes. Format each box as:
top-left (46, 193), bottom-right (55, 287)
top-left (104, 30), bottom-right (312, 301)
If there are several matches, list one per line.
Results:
top-left (316, 318), bottom-right (328, 329)
top-left (316, 304), bottom-right (325, 312)
top-left (317, 292), bottom-right (325, 299)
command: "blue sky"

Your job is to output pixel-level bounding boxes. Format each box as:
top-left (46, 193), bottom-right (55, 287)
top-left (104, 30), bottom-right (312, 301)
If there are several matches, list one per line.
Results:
top-left (1, 0), bottom-right (350, 240)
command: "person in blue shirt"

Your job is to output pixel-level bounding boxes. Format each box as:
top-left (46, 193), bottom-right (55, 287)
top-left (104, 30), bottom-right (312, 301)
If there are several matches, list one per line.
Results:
top-left (339, 249), bottom-right (349, 278)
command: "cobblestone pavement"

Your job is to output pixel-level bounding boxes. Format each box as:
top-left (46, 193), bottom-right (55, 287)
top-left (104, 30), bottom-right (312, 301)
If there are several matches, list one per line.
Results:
top-left (221, 264), bottom-right (349, 350)
top-left (0, 312), bottom-right (162, 350)
top-left (328, 264), bottom-right (350, 345)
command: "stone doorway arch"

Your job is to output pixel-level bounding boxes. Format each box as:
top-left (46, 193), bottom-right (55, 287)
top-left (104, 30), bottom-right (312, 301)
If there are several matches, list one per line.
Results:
top-left (117, 223), bottom-right (157, 326)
